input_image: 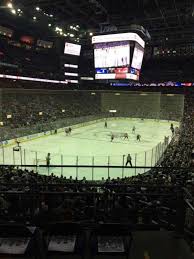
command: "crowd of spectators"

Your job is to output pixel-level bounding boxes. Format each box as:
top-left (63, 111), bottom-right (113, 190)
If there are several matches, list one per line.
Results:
top-left (160, 93), bottom-right (194, 168)
top-left (1, 90), bottom-right (101, 129)
top-left (0, 165), bottom-right (185, 225)
top-left (0, 38), bottom-right (61, 80)
top-left (0, 89), bottom-right (183, 139)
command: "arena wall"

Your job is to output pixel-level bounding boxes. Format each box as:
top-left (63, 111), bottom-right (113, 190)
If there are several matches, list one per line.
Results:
top-left (101, 92), bottom-right (184, 120)
top-left (160, 94), bottom-right (184, 120)
top-left (101, 92), bottom-right (161, 119)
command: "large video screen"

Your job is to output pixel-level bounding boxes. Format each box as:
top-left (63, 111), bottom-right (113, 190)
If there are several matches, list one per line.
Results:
top-left (92, 32), bottom-right (145, 81)
top-left (131, 43), bottom-right (144, 70)
top-left (64, 43), bottom-right (81, 56)
top-left (94, 41), bottom-right (130, 68)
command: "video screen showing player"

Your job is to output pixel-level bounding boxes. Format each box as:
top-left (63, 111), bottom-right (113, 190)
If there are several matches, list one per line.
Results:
top-left (94, 41), bottom-right (130, 68)
top-left (131, 43), bottom-right (144, 70)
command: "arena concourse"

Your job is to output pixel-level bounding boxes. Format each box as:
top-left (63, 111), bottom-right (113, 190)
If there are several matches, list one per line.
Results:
top-left (0, 0), bottom-right (194, 258)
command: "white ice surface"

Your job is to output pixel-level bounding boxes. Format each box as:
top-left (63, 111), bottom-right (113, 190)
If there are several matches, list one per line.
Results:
top-left (1, 118), bottom-right (179, 180)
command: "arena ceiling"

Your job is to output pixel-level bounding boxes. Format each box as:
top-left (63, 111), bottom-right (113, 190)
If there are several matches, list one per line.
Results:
top-left (11, 0), bottom-right (194, 44)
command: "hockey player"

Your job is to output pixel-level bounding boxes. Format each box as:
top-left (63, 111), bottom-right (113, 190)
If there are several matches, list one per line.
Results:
top-left (124, 133), bottom-right (128, 140)
top-left (111, 134), bottom-right (114, 142)
top-left (46, 153), bottom-right (51, 167)
top-left (65, 127), bottom-right (72, 136)
top-left (137, 134), bottom-right (141, 142)
top-left (125, 154), bottom-right (132, 167)
top-left (104, 121), bottom-right (108, 128)
top-left (13, 139), bottom-right (21, 152)
top-left (16, 139), bottom-right (21, 147)
top-left (132, 126), bottom-right (136, 134)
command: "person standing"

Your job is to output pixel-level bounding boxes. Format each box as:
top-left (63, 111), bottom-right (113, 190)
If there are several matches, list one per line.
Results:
top-left (137, 134), bottom-right (141, 142)
top-left (124, 133), bottom-right (128, 140)
top-left (125, 154), bottom-right (132, 167)
top-left (132, 126), bottom-right (136, 134)
top-left (46, 153), bottom-right (51, 167)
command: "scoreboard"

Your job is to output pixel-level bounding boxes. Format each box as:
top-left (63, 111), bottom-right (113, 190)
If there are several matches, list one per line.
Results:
top-left (92, 32), bottom-right (145, 81)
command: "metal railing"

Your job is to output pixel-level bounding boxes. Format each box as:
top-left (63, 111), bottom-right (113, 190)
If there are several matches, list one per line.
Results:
top-left (0, 166), bottom-right (192, 236)
top-left (0, 139), bottom-right (170, 180)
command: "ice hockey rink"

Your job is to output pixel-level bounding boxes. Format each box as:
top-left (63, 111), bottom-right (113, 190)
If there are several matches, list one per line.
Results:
top-left (2, 118), bottom-right (179, 180)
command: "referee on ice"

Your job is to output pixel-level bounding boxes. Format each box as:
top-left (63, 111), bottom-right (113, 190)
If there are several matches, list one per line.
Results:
top-left (46, 153), bottom-right (51, 167)
top-left (125, 154), bottom-right (132, 167)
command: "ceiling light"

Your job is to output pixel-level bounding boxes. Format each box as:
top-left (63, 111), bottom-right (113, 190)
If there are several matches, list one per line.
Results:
top-left (56, 27), bottom-right (62, 32)
top-left (11, 9), bottom-right (16, 14)
top-left (89, 32), bottom-right (93, 36)
top-left (17, 8), bottom-right (21, 12)
top-left (36, 6), bottom-right (40, 11)
top-left (50, 14), bottom-right (53, 17)
top-left (167, 94), bottom-right (174, 97)
top-left (33, 16), bottom-right (37, 20)
top-left (70, 34), bottom-right (74, 37)
top-left (48, 23), bottom-right (52, 27)
top-left (7, 2), bottom-right (13, 8)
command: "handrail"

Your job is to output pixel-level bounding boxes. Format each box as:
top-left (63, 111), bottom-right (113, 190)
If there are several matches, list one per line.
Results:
top-left (0, 164), bottom-right (193, 170)
top-left (0, 191), bottom-right (176, 196)
top-left (185, 199), bottom-right (194, 212)
top-left (0, 182), bottom-right (180, 188)
top-left (183, 187), bottom-right (194, 201)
